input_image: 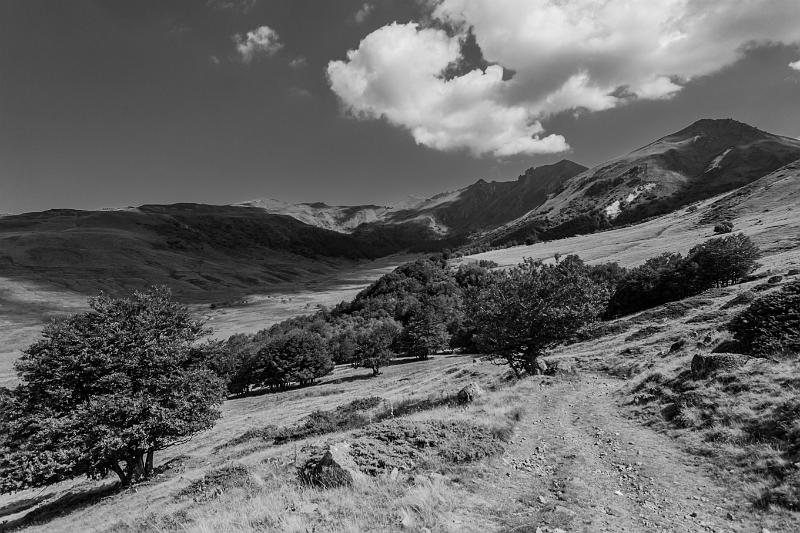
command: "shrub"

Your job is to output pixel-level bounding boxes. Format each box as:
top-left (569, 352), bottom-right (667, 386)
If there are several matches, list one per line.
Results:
top-left (728, 280), bottom-right (800, 358)
top-left (0, 287), bottom-right (226, 492)
top-left (713, 221), bottom-right (734, 234)
top-left (468, 255), bottom-right (609, 376)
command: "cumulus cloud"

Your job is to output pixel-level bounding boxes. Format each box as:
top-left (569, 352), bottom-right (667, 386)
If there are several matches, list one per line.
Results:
top-left (234, 25), bottom-right (282, 64)
top-left (327, 23), bottom-right (567, 156)
top-left (327, 0), bottom-right (800, 157)
top-left (354, 3), bottom-right (374, 24)
top-left (791, 60), bottom-right (800, 71)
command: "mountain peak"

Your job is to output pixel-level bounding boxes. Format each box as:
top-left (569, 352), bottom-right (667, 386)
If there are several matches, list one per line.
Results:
top-left (673, 118), bottom-right (766, 139)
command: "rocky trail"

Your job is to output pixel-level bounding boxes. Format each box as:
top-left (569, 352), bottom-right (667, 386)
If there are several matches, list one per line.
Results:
top-left (456, 374), bottom-right (795, 533)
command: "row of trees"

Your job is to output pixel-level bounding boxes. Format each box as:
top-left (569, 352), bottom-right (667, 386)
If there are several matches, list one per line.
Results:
top-left (213, 234), bottom-right (761, 392)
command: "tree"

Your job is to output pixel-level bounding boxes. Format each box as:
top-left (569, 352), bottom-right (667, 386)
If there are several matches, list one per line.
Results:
top-left (469, 256), bottom-right (609, 376)
top-left (354, 319), bottom-right (401, 376)
top-left (728, 280), bottom-right (800, 358)
top-left (254, 329), bottom-right (333, 389)
top-left (685, 233), bottom-right (760, 289)
top-left (403, 300), bottom-right (452, 360)
top-left (0, 287), bottom-right (226, 493)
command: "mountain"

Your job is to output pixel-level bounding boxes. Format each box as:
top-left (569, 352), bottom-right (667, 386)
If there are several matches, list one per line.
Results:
top-left (240, 159), bottom-right (587, 237)
top-left (483, 119), bottom-right (800, 244)
top-left (0, 204), bottom-right (447, 299)
top-left (1, 118), bottom-right (797, 299)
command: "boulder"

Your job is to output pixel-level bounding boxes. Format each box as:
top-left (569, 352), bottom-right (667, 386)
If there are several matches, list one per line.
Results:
top-left (768, 275), bottom-right (783, 284)
top-left (691, 353), bottom-right (750, 379)
top-left (299, 442), bottom-right (366, 488)
top-left (457, 382), bottom-right (485, 404)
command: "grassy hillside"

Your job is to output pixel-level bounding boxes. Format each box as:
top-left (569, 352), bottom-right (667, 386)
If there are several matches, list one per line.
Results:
top-left (482, 119), bottom-right (800, 246)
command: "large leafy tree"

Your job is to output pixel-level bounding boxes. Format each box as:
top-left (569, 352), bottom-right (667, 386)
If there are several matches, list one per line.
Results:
top-left (354, 319), bottom-right (401, 376)
top-left (403, 298), bottom-right (452, 360)
top-left (469, 256), bottom-right (609, 376)
top-left (685, 233), bottom-right (760, 289)
top-left (0, 287), bottom-right (226, 493)
top-left (254, 329), bottom-right (333, 389)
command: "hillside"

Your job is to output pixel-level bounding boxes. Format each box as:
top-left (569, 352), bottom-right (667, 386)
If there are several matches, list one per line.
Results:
top-left (483, 119), bottom-right (800, 245)
top-left (0, 204), bottom-right (444, 300)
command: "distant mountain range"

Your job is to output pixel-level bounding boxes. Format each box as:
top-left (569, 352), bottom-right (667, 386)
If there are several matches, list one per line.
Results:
top-left (1, 118), bottom-right (798, 297)
top-left (248, 118), bottom-right (800, 246)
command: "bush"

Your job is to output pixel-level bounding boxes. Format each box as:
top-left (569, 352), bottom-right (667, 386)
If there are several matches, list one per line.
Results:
top-left (0, 287), bottom-right (226, 492)
top-left (728, 281), bottom-right (800, 357)
top-left (468, 255), bottom-right (609, 376)
top-left (713, 221), bottom-right (734, 234)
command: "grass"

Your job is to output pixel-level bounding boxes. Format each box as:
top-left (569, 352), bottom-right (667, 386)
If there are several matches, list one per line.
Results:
top-left (101, 374), bottom-right (523, 533)
top-left (630, 357), bottom-right (800, 510)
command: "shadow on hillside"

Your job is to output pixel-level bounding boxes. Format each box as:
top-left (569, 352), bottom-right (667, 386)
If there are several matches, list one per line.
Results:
top-left (0, 482), bottom-right (119, 532)
top-left (327, 372), bottom-right (378, 385)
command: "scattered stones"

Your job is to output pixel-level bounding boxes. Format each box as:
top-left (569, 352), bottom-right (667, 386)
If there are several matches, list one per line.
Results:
top-left (457, 382), bottom-right (485, 404)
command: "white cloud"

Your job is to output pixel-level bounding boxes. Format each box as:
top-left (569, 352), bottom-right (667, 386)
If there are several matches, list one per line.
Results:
top-left (791, 60), bottom-right (800, 71)
top-left (289, 56), bottom-right (307, 69)
top-left (327, 23), bottom-right (567, 156)
top-left (233, 25), bottom-right (282, 63)
top-left (354, 3), bottom-right (374, 24)
top-left (208, 0), bottom-right (256, 14)
top-left (328, 0), bottom-right (800, 157)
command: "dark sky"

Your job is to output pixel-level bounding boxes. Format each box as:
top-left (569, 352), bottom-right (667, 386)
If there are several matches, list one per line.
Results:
top-left (1, 0), bottom-right (799, 214)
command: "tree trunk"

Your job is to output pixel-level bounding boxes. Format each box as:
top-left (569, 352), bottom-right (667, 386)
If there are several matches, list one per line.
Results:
top-left (110, 461), bottom-right (128, 486)
top-left (524, 350), bottom-right (546, 375)
top-left (145, 448), bottom-right (155, 478)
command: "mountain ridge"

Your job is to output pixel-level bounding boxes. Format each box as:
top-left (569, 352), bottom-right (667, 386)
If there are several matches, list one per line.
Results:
top-left (1, 118), bottom-right (798, 298)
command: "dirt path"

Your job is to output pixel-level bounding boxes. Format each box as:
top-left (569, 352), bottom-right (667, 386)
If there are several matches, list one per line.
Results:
top-left (459, 374), bottom-right (797, 533)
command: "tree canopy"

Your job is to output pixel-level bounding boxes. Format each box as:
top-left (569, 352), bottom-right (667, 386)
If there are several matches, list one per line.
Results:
top-left (0, 287), bottom-right (226, 493)
top-left (469, 256), bottom-right (610, 376)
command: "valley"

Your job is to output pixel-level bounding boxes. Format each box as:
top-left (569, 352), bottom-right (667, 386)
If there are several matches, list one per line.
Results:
top-left (1, 118), bottom-right (799, 532)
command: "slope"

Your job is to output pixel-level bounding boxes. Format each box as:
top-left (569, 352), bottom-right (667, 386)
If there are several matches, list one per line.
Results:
top-left (483, 118), bottom-right (800, 245)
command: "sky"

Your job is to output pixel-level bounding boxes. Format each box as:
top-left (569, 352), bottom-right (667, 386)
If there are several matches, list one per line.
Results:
top-left (1, 0), bottom-right (799, 214)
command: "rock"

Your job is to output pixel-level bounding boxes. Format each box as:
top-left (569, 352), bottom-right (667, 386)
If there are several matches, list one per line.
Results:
top-left (299, 442), bottom-right (366, 488)
top-left (768, 275), bottom-right (783, 284)
top-left (691, 353), bottom-right (751, 379)
top-left (457, 382), bottom-right (485, 404)
top-left (712, 339), bottom-right (746, 354)
top-left (554, 505), bottom-right (576, 518)
top-left (534, 358), bottom-right (549, 375)
top-left (787, 269), bottom-right (800, 276)
top-left (669, 339), bottom-right (687, 353)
